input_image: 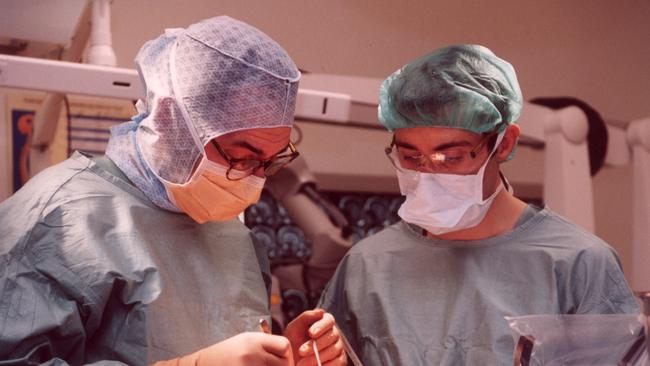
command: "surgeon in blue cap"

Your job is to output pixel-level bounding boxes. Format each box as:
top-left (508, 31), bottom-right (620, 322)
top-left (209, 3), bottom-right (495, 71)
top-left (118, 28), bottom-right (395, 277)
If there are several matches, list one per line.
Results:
top-left (318, 45), bottom-right (638, 365)
top-left (0, 16), bottom-right (345, 366)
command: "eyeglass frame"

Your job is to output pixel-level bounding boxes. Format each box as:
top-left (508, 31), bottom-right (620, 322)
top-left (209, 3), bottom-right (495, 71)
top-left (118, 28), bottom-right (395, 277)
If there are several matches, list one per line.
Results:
top-left (384, 126), bottom-right (502, 174)
top-left (211, 140), bottom-right (300, 180)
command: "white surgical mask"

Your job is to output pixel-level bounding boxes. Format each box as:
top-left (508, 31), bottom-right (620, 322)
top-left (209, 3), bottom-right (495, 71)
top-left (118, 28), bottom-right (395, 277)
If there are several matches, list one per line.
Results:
top-left (396, 132), bottom-right (506, 235)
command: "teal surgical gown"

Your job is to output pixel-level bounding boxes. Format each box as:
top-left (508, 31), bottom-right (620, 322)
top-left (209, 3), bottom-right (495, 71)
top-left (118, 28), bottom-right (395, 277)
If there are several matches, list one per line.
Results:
top-left (318, 205), bottom-right (639, 366)
top-left (0, 152), bottom-right (271, 365)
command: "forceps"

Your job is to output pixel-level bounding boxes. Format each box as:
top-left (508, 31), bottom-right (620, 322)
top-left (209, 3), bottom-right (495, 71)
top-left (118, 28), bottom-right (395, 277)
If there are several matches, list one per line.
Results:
top-left (335, 324), bottom-right (364, 366)
top-left (310, 325), bottom-right (364, 366)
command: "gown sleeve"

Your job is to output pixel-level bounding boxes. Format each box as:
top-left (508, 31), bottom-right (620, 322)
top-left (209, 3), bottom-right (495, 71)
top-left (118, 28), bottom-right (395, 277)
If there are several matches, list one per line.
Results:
top-left (0, 174), bottom-right (137, 365)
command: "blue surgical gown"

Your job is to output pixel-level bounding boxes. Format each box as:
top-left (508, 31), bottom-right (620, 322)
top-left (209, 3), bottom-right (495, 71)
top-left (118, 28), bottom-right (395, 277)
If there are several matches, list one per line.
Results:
top-left (0, 152), bottom-right (271, 365)
top-left (318, 205), bottom-right (639, 366)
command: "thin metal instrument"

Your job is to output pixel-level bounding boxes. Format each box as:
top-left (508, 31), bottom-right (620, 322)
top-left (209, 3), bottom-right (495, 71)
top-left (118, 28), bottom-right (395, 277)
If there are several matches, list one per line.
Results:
top-left (335, 324), bottom-right (365, 366)
top-left (313, 340), bottom-right (322, 366)
top-left (259, 318), bottom-right (272, 334)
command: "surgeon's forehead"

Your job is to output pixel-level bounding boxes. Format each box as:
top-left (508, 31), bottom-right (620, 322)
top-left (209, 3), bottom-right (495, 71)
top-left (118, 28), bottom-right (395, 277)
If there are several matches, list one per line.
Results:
top-left (394, 126), bottom-right (481, 149)
top-left (215, 126), bottom-right (291, 155)
top-left (219, 127), bottom-right (290, 142)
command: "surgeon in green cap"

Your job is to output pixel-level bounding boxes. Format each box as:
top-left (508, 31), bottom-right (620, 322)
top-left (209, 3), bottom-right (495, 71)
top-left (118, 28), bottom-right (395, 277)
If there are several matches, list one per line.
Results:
top-left (318, 45), bottom-right (638, 365)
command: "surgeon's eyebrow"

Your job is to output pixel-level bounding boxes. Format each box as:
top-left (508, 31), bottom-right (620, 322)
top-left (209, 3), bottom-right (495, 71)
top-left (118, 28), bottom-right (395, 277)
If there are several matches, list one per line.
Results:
top-left (230, 140), bottom-right (264, 155)
top-left (228, 140), bottom-right (290, 158)
top-left (394, 139), bottom-right (473, 151)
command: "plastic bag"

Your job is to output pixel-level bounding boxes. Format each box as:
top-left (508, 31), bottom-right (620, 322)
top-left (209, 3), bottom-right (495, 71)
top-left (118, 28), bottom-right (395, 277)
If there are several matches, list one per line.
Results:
top-left (506, 314), bottom-right (648, 365)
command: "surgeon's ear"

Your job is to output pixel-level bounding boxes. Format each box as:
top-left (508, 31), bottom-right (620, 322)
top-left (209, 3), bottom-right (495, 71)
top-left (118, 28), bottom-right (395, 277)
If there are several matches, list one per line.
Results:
top-left (496, 124), bottom-right (520, 162)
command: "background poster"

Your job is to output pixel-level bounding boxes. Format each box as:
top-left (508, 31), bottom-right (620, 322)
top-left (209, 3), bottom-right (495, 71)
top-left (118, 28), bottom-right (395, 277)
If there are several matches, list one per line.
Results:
top-left (6, 93), bottom-right (135, 193)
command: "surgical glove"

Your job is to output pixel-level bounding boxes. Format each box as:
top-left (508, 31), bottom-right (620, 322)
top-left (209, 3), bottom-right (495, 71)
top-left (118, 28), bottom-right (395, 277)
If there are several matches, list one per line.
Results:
top-left (284, 309), bottom-right (347, 366)
top-left (153, 332), bottom-right (294, 366)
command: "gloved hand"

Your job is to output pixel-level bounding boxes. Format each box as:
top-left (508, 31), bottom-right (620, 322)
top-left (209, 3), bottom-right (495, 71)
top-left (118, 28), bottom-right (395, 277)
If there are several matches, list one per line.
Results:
top-left (153, 332), bottom-right (294, 366)
top-left (284, 309), bottom-right (347, 366)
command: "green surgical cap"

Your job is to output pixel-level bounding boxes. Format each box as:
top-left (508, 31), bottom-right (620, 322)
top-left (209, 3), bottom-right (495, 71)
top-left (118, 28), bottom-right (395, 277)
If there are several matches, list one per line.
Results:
top-left (378, 44), bottom-right (523, 134)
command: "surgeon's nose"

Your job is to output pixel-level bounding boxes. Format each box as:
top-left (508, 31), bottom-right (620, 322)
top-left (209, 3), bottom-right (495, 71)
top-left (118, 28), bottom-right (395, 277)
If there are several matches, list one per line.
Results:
top-left (253, 165), bottom-right (266, 178)
top-left (418, 152), bottom-right (451, 173)
top-left (416, 159), bottom-right (441, 174)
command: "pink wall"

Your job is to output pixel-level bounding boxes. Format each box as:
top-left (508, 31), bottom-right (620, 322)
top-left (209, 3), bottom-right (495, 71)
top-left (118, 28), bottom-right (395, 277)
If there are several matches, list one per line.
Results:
top-left (110, 0), bottom-right (650, 122)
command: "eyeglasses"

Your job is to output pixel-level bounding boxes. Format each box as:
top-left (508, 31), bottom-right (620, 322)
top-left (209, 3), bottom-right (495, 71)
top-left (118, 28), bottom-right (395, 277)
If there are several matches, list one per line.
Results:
top-left (211, 140), bottom-right (300, 180)
top-left (385, 128), bottom-right (500, 174)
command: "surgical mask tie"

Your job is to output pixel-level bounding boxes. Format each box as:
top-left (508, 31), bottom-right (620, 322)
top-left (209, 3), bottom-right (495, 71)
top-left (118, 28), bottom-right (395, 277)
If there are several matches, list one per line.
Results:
top-left (396, 131), bottom-right (506, 235)
top-left (164, 157), bottom-right (265, 223)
